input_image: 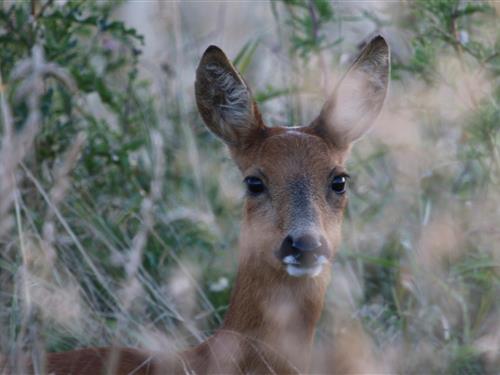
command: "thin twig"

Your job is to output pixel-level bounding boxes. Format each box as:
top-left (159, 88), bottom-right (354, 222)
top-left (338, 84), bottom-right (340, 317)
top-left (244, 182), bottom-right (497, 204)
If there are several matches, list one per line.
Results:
top-left (307, 0), bottom-right (330, 95)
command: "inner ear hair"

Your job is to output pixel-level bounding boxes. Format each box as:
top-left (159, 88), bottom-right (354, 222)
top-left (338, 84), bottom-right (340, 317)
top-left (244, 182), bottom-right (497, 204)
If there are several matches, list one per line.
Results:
top-left (195, 45), bottom-right (264, 147)
top-left (204, 63), bottom-right (253, 129)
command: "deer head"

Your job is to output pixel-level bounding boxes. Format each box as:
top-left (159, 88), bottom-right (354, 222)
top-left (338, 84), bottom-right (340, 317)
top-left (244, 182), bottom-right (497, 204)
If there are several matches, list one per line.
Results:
top-left (195, 36), bottom-right (390, 281)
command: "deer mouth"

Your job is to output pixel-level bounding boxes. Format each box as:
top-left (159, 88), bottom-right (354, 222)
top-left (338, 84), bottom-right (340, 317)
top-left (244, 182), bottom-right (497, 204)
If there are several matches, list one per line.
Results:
top-left (281, 254), bottom-right (329, 278)
top-left (275, 234), bottom-right (331, 278)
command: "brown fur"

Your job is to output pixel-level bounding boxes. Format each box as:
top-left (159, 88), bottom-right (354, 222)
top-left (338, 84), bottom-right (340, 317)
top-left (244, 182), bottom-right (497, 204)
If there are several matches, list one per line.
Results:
top-left (16, 36), bottom-right (390, 374)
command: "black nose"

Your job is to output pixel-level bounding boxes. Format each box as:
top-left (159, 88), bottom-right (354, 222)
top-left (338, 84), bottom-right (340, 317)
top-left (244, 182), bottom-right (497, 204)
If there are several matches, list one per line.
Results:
top-left (292, 233), bottom-right (321, 252)
top-left (277, 233), bottom-right (329, 267)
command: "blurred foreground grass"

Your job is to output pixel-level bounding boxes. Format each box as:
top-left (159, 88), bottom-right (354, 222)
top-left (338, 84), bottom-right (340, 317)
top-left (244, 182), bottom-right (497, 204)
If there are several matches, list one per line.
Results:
top-left (0, 0), bottom-right (499, 373)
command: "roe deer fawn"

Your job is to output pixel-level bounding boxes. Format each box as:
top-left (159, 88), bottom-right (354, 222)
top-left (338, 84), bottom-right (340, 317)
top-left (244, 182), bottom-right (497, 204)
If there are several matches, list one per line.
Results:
top-left (20, 35), bottom-right (390, 374)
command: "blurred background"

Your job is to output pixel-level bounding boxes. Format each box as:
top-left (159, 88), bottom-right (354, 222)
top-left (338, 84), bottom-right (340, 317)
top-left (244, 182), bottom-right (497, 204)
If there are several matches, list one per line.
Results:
top-left (0, 0), bottom-right (499, 373)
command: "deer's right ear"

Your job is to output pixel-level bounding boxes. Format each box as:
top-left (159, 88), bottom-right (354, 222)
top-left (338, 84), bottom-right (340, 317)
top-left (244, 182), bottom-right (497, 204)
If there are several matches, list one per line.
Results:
top-left (309, 36), bottom-right (390, 149)
top-left (195, 46), bottom-right (264, 147)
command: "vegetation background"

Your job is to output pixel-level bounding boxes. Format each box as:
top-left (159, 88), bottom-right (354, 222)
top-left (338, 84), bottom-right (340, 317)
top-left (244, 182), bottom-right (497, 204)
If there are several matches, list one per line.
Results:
top-left (0, 0), bottom-right (499, 373)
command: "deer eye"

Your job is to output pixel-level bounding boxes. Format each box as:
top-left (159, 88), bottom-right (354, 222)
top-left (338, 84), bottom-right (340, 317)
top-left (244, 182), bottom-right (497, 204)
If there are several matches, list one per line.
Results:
top-left (244, 176), bottom-right (265, 195)
top-left (331, 175), bottom-right (348, 194)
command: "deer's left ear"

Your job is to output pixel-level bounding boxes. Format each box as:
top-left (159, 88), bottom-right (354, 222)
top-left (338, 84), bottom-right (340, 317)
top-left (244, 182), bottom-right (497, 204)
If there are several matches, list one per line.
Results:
top-left (309, 35), bottom-right (390, 148)
top-left (195, 46), bottom-right (264, 147)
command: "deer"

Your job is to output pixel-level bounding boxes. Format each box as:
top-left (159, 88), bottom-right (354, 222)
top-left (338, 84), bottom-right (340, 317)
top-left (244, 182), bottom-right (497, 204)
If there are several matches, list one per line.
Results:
top-left (12, 35), bottom-right (390, 374)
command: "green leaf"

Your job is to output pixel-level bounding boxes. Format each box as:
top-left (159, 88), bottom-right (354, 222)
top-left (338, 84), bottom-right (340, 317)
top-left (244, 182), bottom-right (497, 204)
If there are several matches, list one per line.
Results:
top-left (233, 38), bottom-right (260, 74)
top-left (255, 86), bottom-right (298, 103)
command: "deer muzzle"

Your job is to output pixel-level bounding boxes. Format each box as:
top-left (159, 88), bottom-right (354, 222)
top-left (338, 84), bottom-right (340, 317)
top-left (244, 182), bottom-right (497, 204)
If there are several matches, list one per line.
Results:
top-left (276, 232), bottom-right (330, 278)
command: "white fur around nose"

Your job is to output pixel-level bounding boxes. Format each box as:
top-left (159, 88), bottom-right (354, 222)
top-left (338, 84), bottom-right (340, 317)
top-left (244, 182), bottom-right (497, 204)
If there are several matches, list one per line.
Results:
top-left (285, 255), bottom-right (328, 278)
top-left (283, 255), bottom-right (300, 265)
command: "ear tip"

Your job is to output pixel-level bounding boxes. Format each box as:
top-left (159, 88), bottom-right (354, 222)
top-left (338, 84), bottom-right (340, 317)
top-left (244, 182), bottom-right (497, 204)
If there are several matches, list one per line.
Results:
top-left (202, 45), bottom-right (225, 59)
top-left (369, 34), bottom-right (390, 52)
top-left (371, 34), bottom-right (385, 42)
top-left (205, 45), bottom-right (223, 53)
top-left (199, 45), bottom-right (230, 69)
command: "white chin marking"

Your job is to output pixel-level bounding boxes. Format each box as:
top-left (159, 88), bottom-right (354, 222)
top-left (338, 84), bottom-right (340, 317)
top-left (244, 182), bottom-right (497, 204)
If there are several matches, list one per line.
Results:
top-left (286, 263), bottom-right (323, 278)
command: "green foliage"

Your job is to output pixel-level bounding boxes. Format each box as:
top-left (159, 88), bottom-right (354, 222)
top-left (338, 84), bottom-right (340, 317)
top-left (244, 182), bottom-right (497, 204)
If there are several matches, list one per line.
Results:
top-left (281, 0), bottom-right (340, 59)
top-left (233, 38), bottom-right (260, 74)
top-left (0, 0), bottom-right (231, 356)
top-left (404, 0), bottom-right (495, 81)
top-left (447, 345), bottom-right (485, 375)
top-left (3, 1), bottom-right (148, 198)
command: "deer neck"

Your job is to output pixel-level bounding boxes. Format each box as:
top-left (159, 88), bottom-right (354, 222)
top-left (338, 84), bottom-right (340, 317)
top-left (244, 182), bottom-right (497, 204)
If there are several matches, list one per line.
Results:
top-left (217, 251), bottom-right (330, 372)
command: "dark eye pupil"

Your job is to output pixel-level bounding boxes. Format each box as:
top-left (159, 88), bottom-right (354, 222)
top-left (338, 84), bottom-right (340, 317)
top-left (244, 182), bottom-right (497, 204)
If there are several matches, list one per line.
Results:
top-left (331, 176), bottom-right (347, 193)
top-left (245, 177), bottom-right (265, 194)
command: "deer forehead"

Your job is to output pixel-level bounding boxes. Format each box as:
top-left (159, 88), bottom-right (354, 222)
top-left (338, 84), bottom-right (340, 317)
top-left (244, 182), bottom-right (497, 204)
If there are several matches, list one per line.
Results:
top-left (243, 129), bottom-right (345, 182)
